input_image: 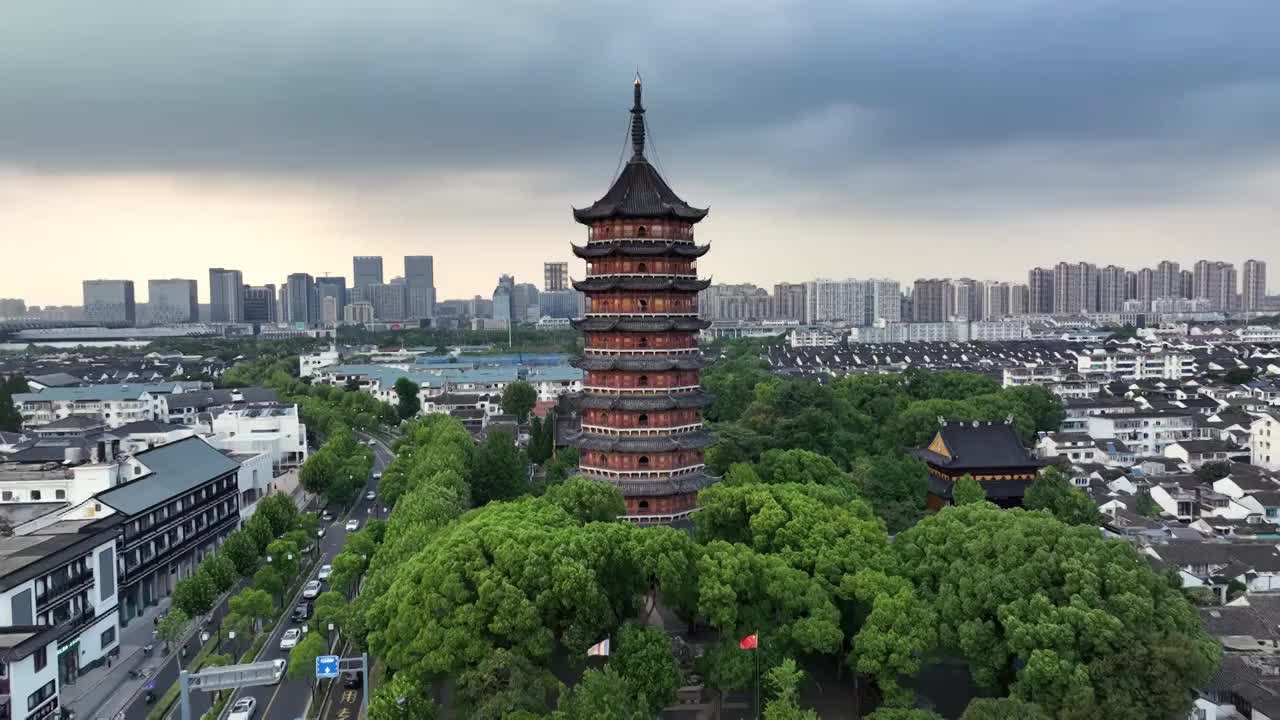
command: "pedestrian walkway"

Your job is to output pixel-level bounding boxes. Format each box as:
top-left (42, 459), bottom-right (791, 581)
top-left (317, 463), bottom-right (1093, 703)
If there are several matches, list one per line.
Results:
top-left (62, 597), bottom-right (173, 719)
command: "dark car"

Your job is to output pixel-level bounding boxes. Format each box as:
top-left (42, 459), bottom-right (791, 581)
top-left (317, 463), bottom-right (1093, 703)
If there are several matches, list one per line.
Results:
top-left (342, 670), bottom-right (363, 688)
top-left (291, 602), bottom-right (312, 622)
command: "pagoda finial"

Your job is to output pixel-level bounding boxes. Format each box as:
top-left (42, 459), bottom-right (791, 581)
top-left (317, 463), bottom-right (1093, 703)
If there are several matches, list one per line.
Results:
top-left (630, 72), bottom-right (646, 160)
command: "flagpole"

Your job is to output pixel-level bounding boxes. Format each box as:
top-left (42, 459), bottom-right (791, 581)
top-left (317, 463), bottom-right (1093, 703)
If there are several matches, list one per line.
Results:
top-left (754, 630), bottom-right (760, 720)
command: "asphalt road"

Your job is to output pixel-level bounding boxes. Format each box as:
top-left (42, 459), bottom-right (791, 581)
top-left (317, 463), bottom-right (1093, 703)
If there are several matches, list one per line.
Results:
top-left (126, 432), bottom-right (392, 720)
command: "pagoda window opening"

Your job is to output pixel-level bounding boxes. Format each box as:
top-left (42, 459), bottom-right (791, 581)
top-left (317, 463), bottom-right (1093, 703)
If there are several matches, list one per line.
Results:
top-left (638, 299), bottom-right (649, 312)
top-left (638, 456), bottom-right (650, 467)
top-left (638, 337), bottom-right (649, 349)
top-left (637, 226), bottom-right (648, 237)
top-left (637, 262), bottom-right (648, 273)
top-left (638, 413), bottom-right (649, 427)
top-left (638, 500), bottom-right (650, 510)
top-left (639, 375), bottom-right (650, 387)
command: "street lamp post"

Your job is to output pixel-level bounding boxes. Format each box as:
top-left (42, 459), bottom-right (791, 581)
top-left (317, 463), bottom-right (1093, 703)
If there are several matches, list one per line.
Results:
top-left (228, 630), bottom-right (237, 659)
top-left (328, 622), bottom-right (335, 648)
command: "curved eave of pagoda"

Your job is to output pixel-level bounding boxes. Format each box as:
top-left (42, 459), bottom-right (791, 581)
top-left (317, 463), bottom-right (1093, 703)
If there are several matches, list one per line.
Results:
top-left (578, 392), bottom-right (712, 411)
top-left (578, 472), bottom-right (718, 497)
top-left (571, 317), bottom-right (712, 333)
top-left (573, 430), bottom-right (715, 453)
top-left (571, 242), bottom-right (711, 259)
top-left (572, 205), bottom-right (709, 225)
top-left (571, 355), bottom-right (706, 372)
top-left (572, 277), bottom-right (711, 293)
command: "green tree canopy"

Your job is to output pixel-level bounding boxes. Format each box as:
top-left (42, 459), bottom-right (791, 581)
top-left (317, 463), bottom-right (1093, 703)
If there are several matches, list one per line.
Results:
top-left (229, 588), bottom-right (274, 632)
top-left (543, 476), bottom-right (625, 523)
top-left (952, 475), bottom-right (987, 506)
top-left (501, 381), bottom-right (538, 423)
top-left (220, 531), bottom-right (260, 576)
top-left (1023, 468), bottom-right (1101, 526)
top-left (890, 503), bottom-right (1219, 719)
top-left (173, 569), bottom-right (216, 617)
top-left (394, 377), bottom-right (421, 420)
top-left (859, 454), bottom-right (929, 533)
top-left (763, 658), bottom-right (818, 720)
top-left (287, 632), bottom-right (330, 682)
top-left (470, 430), bottom-right (528, 506)
top-left (553, 667), bottom-right (651, 720)
top-left (960, 697), bottom-right (1050, 720)
top-left (610, 624), bottom-right (681, 715)
top-left (202, 554), bottom-right (237, 593)
top-left (156, 608), bottom-right (191, 648)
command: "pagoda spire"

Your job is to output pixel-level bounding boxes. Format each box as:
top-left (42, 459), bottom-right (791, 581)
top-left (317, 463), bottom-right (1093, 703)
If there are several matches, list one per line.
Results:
top-left (630, 72), bottom-right (646, 160)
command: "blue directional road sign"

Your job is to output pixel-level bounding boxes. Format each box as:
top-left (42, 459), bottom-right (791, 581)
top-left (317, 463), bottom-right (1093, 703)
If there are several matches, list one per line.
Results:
top-left (316, 655), bottom-right (340, 679)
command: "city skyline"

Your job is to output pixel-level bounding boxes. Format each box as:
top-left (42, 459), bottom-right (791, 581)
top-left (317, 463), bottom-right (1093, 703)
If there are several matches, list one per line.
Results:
top-left (5, 3), bottom-right (1280, 305)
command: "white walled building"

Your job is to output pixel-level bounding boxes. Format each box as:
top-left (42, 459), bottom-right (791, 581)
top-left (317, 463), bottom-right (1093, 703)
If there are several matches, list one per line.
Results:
top-left (1252, 413), bottom-right (1280, 472)
top-left (11, 385), bottom-right (177, 430)
top-left (299, 348), bottom-right (341, 379)
top-left (1075, 349), bottom-right (1196, 380)
top-left (207, 404), bottom-right (308, 474)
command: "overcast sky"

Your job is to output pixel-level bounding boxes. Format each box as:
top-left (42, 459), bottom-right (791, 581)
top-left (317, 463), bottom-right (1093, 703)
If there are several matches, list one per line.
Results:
top-left (3, 1), bottom-right (1279, 305)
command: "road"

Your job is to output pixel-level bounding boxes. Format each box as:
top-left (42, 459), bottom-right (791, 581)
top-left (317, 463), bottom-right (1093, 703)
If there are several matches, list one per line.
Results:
top-left (128, 432), bottom-right (392, 720)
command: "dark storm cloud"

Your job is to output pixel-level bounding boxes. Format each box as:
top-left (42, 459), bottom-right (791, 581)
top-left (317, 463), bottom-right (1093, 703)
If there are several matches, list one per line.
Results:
top-left (3, 0), bottom-right (1280, 195)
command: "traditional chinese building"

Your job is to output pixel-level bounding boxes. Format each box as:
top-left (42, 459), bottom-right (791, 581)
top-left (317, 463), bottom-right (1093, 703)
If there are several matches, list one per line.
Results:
top-left (569, 76), bottom-right (715, 523)
top-left (916, 419), bottom-right (1048, 509)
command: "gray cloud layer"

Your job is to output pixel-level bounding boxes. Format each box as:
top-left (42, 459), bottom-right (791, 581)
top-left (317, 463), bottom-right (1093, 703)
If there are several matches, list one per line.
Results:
top-left (3, 1), bottom-right (1280, 213)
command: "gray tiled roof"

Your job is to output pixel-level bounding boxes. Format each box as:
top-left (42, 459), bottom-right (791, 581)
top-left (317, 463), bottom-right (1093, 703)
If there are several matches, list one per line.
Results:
top-left (94, 436), bottom-right (239, 515)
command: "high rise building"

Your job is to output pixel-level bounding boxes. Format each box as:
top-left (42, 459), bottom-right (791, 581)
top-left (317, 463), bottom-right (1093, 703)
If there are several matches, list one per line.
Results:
top-left (1180, 270), bottom-right (1195, 300)
top-left (285, 273), bottom-right (315, 325)
top-left (1193, 260), bottom-right (1238, 311)
top-left (1153, 260), bottom-right (1180, 300)
top-left (912, 279), bottom-right (954, 322)
top-left (1244, 259), bottom-right (1268, 313)
top-left (278, 284), bottom-right (289, 323)
top-left (315, 276), bottom-right (347, 320)
top-left (513, 283), bottom-right (541, 323)
top-left (569, 77), bottom-right (712, 522)
top-left (544, 262), bottom-right (570, 292)
top-left (1053, 262), bottom-right (1099, 314)
top-left (952, 278), bottom-right (985, 321)
top-left (1009, 284), bottom-right (1029, 316)
top-left (772, 283), bottom-right (807, 322)
top-left (82, 280), bottom-right (136, 325)
top-left (1124, 270), bottom-right (1138, 300)
top-left (1134, 268), bottom-right (1155, 309)
top-left (539, 290), bottom-right (585, 319)
top-left (404, 256), bottom-right (436, 319)
top-left (700, 284), bottom-right (772, 321)
top-left (352, 256), bottom-right (384, 301)
top-left (209, 268), bottom-right (244, 322)
top-left (985, 282), bottom-right (1014, 319)
top-left (366, 283), bottom-right (409, 321)
top-left (321, 296), bottom-right (339, 327)
top-left (242, 285), bottom-right (277, 323)
top-left (1028, 268), bottom-right (1055, 314)
top-left (1098, 265), bottom-right (1127, 313)
top-left (344, 301), bottom-right (375, 325)
top-left (804, 279), bottom-right (867, 324)
top-left (867, 279), bottom-right (902, 324)
top-left (0, 298), bottom-right (26, 319)
top-left (147, 279), bottom-right (198, 324)
top-left (492, 275), bottom-right (515, 325)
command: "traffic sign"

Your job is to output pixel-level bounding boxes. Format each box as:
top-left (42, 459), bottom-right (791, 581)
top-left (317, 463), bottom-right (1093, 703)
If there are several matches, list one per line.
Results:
top-left (316, 654), bottom-right (340, 679)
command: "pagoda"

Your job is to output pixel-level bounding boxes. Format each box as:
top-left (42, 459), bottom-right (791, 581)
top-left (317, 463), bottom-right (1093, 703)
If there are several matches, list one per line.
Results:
top-left (569, 75), bottom-right (715, 522)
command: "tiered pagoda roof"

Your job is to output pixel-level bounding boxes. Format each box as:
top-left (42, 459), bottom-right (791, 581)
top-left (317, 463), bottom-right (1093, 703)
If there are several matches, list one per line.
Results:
top-left (571, 317), bottom-right (711, 333)
top-left (572, 75), bottom-right (708, 225)
top-left (610, 472), bottom-right (717, 497)
top-left (571, 242), bottom-right (710, 259)
top-left (572, 355), bottom-right (706, 371)
top-left (578, 392), bottom-right (712, 411)
top-left (572, 277), bottom-right (711, 293)
top-left (575, 430), bottom-right (715, 453)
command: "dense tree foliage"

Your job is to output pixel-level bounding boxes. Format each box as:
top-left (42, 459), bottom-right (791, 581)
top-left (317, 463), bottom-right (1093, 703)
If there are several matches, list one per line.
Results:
top-left (762, 658), bottom-right (819, 720)
top-left (960, 697), bottom-right (1050, 720)
top-left (952, 474), bottom-right (987, 506)
top-left (0, 374), bottom-right (27, 431)
top-left (890, 503), bottom-right (1218, 718)
top-left (1023, 468), bottom-right (1101, 526)
top-left (299, 425), bottom-right (374, 507)
top-left (502, 380), bottom-right (539, 423)
top-left (394, 377), bottom-right (421, 420)
top-left (543, 476), bottom-right (626, 523)
top-left (470, 430), bottom-right (528, 505)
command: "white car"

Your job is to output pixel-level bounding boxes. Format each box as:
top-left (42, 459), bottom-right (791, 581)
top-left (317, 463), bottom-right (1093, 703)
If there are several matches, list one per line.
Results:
top-left (279, 628), bottom-right (301, 650)
top-left (272, 658), bottom-right (287, 684)
top-left (372, 472), bottom-right (382, 480)
top-left (367, 439), bottom-right (377, 446)
top-left (345, 519), bottom-right (360, 532)
top-left (365, 490), bottom-right (377, 501)
top-left (229, 697), bottom-right (257, 720)
top-left (318, 564), bottom-right (332, 581)
top-left (302, 580), bottom-right (322, 599)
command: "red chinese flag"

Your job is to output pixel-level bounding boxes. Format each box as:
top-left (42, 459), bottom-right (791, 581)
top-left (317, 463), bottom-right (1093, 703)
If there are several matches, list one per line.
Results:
top-left (739, 633), bottom-right (758, 650)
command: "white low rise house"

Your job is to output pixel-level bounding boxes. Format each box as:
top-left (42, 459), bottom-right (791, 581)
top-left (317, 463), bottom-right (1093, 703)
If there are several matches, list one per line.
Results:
top-left (298, 348), bottom-right (341, 379)
top-left (225, 450), bottom-right (274, 522)
top-left (11, 385), bottom-right (173, 430)
top-left (207, 404), bottom-right (307, 474)
top-left (1086, 412), bottom-right (1195, 456)
top-left (1252, 413), bottom-right (1280, 472)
